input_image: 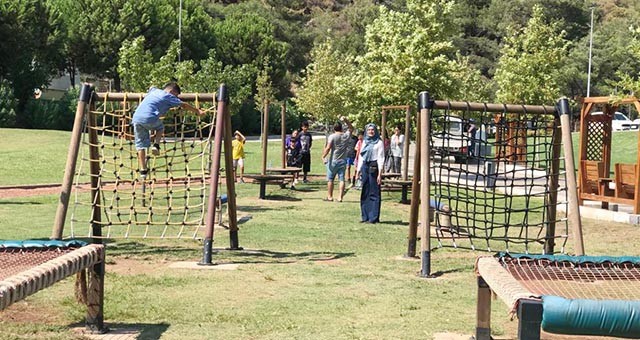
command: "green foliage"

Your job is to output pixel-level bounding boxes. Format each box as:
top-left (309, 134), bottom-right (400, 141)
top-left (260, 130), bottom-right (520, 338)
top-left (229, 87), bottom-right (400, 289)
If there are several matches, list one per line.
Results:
top-left (494, 5), bottom-right (569, 104)
top-left (296, 41), bottom-right (355, 123)
top-left (350, 0), bottom-right (485, 123)
top-left (20, 88), bottom-right (79, 131)
top-left (0, 0), bottom-right (65, 126)
top-left (609, 24), bottom-right (640, 96)
top-left (0, 79), bottom-right (16, 127)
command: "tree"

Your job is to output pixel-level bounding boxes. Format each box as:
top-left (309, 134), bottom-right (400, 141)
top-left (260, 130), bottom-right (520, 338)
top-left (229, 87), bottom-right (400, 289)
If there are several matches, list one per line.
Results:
top-left (494, 5), bottom-right (569, 104)
top-left (295, 40), bottom-right (355, 123)
top-left (349, 0), bottom-right (485, 123)
top-left (0, 0), bottom-right (65, 127)
top-left (54, 0), bottom-right (190, 91)
top-left (615, 25), bottom-right (640, 96)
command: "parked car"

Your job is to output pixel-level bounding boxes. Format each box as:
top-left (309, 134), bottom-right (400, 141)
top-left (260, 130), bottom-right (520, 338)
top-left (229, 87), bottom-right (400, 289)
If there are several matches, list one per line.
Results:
top-left (591, 111), bottom-right (639, 131)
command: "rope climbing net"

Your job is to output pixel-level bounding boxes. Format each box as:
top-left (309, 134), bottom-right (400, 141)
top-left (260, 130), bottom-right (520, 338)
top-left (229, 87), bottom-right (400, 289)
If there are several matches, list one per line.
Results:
top-left (429, 102), bottom-right (570, 254)
top-left (68, 93), bottom-right (218, 239)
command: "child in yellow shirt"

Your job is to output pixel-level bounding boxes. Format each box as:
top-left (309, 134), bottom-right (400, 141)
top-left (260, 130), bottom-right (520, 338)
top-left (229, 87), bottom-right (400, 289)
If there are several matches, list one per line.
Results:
top-left (232, 130), bottom-right (246, 183)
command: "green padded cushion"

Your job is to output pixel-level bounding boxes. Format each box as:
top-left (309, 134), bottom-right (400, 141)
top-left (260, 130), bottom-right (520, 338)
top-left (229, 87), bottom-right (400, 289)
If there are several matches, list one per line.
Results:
top-left (497, 252), bottom-right (640, 265)
top-left (0, 239), bottom-right (87, 248)
top-left (542, 295), bottom-right (640, 338)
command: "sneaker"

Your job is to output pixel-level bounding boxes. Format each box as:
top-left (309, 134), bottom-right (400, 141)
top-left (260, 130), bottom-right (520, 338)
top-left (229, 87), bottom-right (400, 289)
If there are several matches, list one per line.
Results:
top-left (140, 169), bottom-right (149, 179)
top-left (303, 179), bottom-right (309, 184)
top-left (151, 143), bottom-right (160, 156)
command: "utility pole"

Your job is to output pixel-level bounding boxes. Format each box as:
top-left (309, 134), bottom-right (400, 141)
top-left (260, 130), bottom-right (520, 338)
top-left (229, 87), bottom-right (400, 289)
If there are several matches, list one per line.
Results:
top-left (587, 6), bottom-right (595, 97)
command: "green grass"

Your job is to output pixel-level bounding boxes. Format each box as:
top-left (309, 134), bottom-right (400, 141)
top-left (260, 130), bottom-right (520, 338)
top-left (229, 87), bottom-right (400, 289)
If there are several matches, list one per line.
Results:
top-left (1, 128), bottom-right (640, 339)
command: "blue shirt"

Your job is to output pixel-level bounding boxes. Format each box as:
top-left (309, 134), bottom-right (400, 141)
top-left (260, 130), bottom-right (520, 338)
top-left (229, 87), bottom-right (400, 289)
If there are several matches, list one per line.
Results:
top-left (132, 87), bottom-right (183, 124)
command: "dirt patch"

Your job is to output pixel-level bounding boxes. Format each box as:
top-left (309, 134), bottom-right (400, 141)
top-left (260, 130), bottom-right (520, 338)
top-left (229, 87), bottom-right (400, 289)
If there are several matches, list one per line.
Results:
top-left (0, 300), bottom-right (65, 324)
top-left (107, 257), bottom-right (170, 276)
top-left (0, 184), bottom-right (64, 199)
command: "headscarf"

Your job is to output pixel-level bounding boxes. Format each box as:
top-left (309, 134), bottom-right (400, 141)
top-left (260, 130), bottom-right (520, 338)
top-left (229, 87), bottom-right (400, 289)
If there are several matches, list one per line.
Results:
top-left (359, 123), bottom-right (380, 162)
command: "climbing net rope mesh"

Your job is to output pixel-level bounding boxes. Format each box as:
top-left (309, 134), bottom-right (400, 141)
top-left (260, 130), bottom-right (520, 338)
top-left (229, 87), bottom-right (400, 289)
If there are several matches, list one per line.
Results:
top-left (430, 104), bottom-right (569, 253)
top-left (68, 93), bottom-right (217, 239)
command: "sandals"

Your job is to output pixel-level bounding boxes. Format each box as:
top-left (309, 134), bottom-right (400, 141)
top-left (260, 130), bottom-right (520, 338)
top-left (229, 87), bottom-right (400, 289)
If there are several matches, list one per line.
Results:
top-left (323, 197), bottom-right (334, 202)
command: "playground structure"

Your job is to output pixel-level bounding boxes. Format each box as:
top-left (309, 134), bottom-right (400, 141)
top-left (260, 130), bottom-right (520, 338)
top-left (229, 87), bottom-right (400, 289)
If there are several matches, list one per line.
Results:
top-left (0, 240), bottom-right (106, 332)
top-left (52, 84), bottom-right (238, 264)
top-left (244, 99), bottom-right (301, 199)
top-left (408, 95), bottom-right (583, 266)
top-left (475, 253), bottom-right (640, 339)
top-left (379, 105), bottom-right (413, 203)
top-left (577, 96), bottom-right (640, 214)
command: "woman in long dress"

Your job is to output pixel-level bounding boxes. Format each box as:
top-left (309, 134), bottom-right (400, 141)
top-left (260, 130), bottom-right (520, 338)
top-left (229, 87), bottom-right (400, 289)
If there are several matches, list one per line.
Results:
top-left (356, 123), bottom-right (385, 223)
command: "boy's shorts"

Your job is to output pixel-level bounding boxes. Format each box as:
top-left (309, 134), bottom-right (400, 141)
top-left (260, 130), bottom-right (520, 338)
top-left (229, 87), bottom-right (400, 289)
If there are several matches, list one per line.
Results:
top-left (134, 121), bottom-right (164, 150)
top-left (326, 159), bottom-right (347, 181)
top-left (233, 158), bottom-right (244, 169)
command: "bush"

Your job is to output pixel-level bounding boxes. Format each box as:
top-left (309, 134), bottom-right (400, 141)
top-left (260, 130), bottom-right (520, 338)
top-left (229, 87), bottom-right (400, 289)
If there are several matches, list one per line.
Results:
top-left (0, 80), bottom-right (17, 127)
top-left (21, 87), bottom-right (79, 131)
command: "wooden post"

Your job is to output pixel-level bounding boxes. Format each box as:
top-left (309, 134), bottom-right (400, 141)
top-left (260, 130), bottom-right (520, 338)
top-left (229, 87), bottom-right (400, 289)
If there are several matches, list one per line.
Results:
top-left (223, 104), bottom-right (241, 250)
top-left (475, 277), bottom-right (492, 340)
top-left (52, 84), bottom-right (93, 239)
top-left (558, 98), bottom-right (585, 255)
top-left (418, 92), bottom-right (432, 277)
top-left (406, 112), bottom-right (421, 258)
top-left (402, 106), bottom-right (411, 181)
top-left (381, 109), bottom-right (387, 152)
top-left (281, 102), bottom-right (286, 168)
top-left (201, 84), bottom-right (227, 265)
top-left (85, 249), bottom-right (106, 333)
top-left (634, 101), bottom-right (640, 214)
top-left (577, 102), bottom-right (593, 206)
top-left (88, 103), bottom-right (102, 241)
top-left (261, 99), bottom-right (269, 175)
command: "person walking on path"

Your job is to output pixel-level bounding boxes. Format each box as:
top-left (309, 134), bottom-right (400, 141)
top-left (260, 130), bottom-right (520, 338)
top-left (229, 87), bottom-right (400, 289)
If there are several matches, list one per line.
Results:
top-left (232, 130), bottom-right (246, 183)
top-left (299, 121), bottom-right (313, 183)
top-left (356, 123), bottom-right (385, 223)
top-left (321, 116), bottom-right (354, 202)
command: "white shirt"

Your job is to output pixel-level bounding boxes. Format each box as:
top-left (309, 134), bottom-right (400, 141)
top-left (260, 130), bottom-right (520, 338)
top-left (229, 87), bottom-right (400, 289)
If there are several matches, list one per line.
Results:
top-left (357, 140), bottom-right (385, 173)
top-left (390, 134), bottom-right (404, 157)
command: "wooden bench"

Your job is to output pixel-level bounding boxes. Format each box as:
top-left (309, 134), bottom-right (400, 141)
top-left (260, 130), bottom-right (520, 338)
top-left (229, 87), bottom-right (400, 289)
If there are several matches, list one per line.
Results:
top-left (245, 174), bottom-right (294, 199)
top-left (580, 160), bottom-right (613, 209)
top-left (381, 178), bottom-right (412, 204)
top-left (580, 161), bottom-right (640, 213)
top-left (615, 163), bottom-right (637, 200)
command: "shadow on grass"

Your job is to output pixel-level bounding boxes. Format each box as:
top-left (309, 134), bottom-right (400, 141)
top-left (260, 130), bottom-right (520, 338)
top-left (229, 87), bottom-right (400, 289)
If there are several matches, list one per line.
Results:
top-left (237, 205), bottom-right (278, 212)
top-left (425, 267), bottom-right (468, 278)
top-left (261, 195), bottom-right (302, 201)
top-left (0, 201), bottom-right (44, 205)
top-left (105, 241), bottom-right (199, 257)
top-left (291, 187), bottom-right (318, 193)
top-left (68, 321), bottom-right (169, 339)
top-left (377, 220), bottom-right (409, 226)
top-left (222, 248), bottom-right (355, 264)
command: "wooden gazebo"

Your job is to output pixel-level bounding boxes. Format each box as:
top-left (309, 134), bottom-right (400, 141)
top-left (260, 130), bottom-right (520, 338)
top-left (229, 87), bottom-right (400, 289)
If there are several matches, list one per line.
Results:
top-left (577, 96), bottom-right (640, 214)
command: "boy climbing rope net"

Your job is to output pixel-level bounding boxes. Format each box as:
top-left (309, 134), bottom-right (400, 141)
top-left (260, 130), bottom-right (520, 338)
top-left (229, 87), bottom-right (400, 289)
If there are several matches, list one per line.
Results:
top-left (132, 82), bottom-right (205, 178)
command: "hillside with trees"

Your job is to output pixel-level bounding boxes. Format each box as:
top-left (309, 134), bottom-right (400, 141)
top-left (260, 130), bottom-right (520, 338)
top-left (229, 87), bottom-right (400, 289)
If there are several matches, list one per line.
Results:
top-left (1, 0), bottom-right (639, 132)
